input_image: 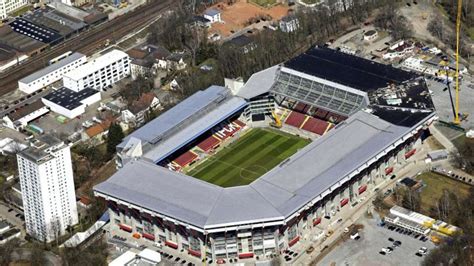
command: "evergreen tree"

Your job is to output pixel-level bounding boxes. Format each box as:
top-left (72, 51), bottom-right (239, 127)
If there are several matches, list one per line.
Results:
top-left (106, 123), bottom-right (125, 156)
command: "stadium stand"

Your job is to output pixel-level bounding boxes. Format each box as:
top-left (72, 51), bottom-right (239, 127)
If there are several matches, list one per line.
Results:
top-left (173, 151), bottom-right (199, 168)
top-left (213, 120), bottom-right (245, 141)
top-left (284, 111), bottom-right (306, 128)
top-left (116, 86), bottom-right (247, 167)
top-left (197, 136), bottom-right (221, 153)
top-left (301, 117), bottom-right (332, 135)
top-left (314, 108), bottom-right (329, 120)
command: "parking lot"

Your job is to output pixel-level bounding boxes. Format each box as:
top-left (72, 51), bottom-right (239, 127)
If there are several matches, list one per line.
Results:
top-left (0, 202), bottom-right (25, 238)
top-left (318, 214), bottom-right (435, 266)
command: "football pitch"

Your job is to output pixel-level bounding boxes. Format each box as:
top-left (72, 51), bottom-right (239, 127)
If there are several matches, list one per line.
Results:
top-left (187, 128), bottom-right (310, 187)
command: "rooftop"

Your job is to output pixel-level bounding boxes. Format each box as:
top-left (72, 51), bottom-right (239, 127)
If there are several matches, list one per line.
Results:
top-left (227, 34), bottom-right (254, 48)
top-left (118, 86), bottom-right (247, 163)
top-left (19, 52), bottom-right (85, 84)
top-left (10, 18), bottom-right (63, 43)
top-left (204, 8), bottom-right (221, 17)
top-left (284, 46), bottom-right (416, 92)
top-left (20, 135), bottom-right (63, 164)
top-left (64, 49), bottom-right (128, 80)
top-left (22, 7), bottom-right (87, 35)
top-left (0, 26), bottom-right (48, 53)
top-left (96, 110), bottom-right (434, 228)
top-left (7, 100), bottom-right (46, 121)
top-left (237, 65), bottom-right (278, 99)
top-left (42, 87), bottom-right (99, 110)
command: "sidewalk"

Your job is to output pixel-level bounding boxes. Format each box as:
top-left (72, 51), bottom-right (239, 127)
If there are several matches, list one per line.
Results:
top-left (430, 125), bottom-right (456, 151)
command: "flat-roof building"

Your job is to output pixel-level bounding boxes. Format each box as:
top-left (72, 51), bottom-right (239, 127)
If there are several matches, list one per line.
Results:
top-left (18, 52), bottom-right (86, 94)
top-left (42, 87), bottom-right (101, 119)
top-left (2, 100), bottom-right (49, 130)
top-left (63, 49), bottom-right (130, 92)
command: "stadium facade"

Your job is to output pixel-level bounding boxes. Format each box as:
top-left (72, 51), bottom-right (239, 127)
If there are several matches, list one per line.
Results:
top-left (94, 47), bottom-right (437, 260)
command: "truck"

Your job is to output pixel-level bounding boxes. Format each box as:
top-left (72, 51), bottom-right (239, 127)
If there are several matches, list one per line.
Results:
top-left (26, 124), bottom-right (44, 135)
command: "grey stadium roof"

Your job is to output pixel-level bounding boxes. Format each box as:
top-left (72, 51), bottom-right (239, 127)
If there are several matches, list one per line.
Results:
top-left (237, 65), bottom-right (278, 99)
top-left (95, 110), bottom-right (435, 229)
top-left (19, 52), bottom-right (85, 84)
top-left (118, 86), bottom-right (248, 163)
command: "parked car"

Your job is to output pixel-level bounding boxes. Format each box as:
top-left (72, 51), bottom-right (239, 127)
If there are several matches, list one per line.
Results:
top-left (382, 247), bottom-right (392, 254)
top-left (350, 233), bottom-right (360, 240)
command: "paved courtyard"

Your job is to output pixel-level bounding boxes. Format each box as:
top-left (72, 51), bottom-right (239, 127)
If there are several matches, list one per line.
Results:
top-left (426, 77), bottom-right (474, 130)
top-left (318, 215), bottom-right (435, 266)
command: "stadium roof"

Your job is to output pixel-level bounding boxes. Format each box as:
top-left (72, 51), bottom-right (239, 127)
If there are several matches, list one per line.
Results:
top-left (19, 52), bottom-right (85, 84)
top-left (42, 87), bottom-right (99, 110)
top-left (284, 46), bottom-right (416, 92)
top-left (237, 65), bottom-right (278, 99)
top-left (118, 86), bottom-right (248, 163)
top-left (95, 110), bottom-right (435, 229)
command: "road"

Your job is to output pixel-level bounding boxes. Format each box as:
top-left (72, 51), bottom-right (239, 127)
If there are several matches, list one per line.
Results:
top-left (0, 0), bottom-right (174, 96)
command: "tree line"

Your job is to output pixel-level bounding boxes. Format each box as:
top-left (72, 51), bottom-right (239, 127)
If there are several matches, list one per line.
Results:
top-left (146, 0), bottom-right (395, 97)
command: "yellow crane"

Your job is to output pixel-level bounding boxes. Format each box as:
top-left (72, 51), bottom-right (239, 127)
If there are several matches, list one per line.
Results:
top-left (270, 111), bottom-right (282, 128)
top-left (453, 0), bottom-right (462, 124)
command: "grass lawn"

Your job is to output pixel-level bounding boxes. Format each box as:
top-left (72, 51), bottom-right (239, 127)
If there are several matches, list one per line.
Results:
top-left (417, 172), bottom-right (471, 213)
top-left (10, 5), bottom-right (30, 17)
top-left (187, 128), bottom-right (310, 187)
top-left (466, 27), bottom-right (474, 41)
top-left (249, 0), bottom-right (278, 8)
top-left (300, 0), bottom-right (321, 5)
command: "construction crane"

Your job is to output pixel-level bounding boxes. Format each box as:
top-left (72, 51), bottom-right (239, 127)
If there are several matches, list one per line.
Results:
top-left (270, 111), bottom-right (282, 128)
top-left (453, 0), bottom-right (462, 124)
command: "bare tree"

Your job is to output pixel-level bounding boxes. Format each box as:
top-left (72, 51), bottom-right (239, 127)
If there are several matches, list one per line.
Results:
top-left (427, 18), bottom-right (444, 40)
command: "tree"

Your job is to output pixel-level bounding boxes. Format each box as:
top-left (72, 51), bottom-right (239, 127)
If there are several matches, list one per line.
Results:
top-left (427, 18), bottom-right (444, 40)
top-left (374, 5), bottom-right (413, 39)
top-left (372, 191), bottom-right (388, 211)
top-left (106, 123), bottom-right (125, 156)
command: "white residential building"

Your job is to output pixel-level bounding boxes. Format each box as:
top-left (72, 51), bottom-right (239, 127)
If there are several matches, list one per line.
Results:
top-left (17, 135), bottom-right (78, 242)
top-left (279, 15), bottom-right (299, 33)
top-left (63, 49), bottom-right (130, 92)
top-left (0, 0), bottom-right (28, 20)
top-left (18, 52), bottom-right (87, 94)
top-left (203, 8), bottom-right (221, 23)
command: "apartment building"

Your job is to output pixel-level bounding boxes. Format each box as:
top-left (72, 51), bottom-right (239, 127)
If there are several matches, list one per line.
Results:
top-left (0, 0), bottom-right (27, 20)
top-left (18, 52), bottom-right (87, 94)
top-left (17, 135), bottom-right (78, 242)
top-left (62, 49), bottom-right (130, 92)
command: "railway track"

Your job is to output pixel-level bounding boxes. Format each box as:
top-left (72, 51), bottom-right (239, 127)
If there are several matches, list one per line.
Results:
top-left (0, 0), bottom-right (174, 96)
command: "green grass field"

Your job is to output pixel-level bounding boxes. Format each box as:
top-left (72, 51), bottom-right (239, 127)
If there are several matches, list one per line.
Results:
top-left (417, 172), bottom-right (471, 214)
top-left (187, 128), bottom-right (310, 187)
top-left (249, 0), bottom-right (277, 8)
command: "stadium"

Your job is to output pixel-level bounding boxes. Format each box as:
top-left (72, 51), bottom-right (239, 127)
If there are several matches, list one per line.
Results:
top-left (94, 47), bottom-right (437, 261)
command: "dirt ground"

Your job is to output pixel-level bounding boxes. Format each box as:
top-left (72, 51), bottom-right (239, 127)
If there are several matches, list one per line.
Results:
top-left (209, 0), bottom-right (290, 37)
